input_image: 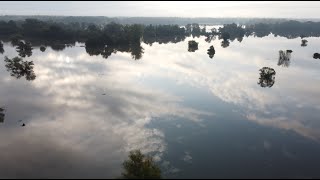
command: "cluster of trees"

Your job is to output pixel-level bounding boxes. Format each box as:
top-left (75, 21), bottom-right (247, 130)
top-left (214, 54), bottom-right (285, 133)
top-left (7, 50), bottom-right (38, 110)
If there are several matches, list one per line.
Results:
top-left (120, 150), bottom-right (162, 179)
top-left (16, 41), bottom-right (33, 57)
top-left (143, 24), bottom-right (186, 45)
top-left (2, 19), bottom-right (320, 61)
top-left (4, 56), bottom-right (36, 81)
top-left (245, 20), bottom-right (320, 38)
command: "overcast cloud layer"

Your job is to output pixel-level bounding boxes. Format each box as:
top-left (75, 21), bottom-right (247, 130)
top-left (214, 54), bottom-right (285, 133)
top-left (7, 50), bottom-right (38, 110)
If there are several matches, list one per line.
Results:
top-left (0, 1), bottom-right (320, 18)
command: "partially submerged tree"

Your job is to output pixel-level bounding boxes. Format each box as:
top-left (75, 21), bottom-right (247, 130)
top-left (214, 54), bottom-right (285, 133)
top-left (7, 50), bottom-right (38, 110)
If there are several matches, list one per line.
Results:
top-left (258, 67), bottom-right (276, 88)
top-left (313, 53), bottom-right (320, 59)
top-left (16, 41), bottom-right (33, 57)
top-left (301, 39), bottom-right (308, 47)
top-left (4, 56), bottom-right (36, 81)
top-left (188, 40), bottom-right (198, 52)
top-left (40, 45), bottom-right (46, 52)
top-left (121, 150), bottom-right (162, 179)
top-left (207, 45), bottom-right (215, 59)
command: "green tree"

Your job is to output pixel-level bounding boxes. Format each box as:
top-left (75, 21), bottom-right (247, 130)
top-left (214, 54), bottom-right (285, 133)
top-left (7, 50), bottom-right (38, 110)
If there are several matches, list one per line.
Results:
top-left (121, 150), bottom-right (162, 179)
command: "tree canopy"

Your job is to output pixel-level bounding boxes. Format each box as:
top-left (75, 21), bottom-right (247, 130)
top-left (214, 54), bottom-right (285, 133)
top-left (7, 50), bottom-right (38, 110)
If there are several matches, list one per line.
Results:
top-left (121, 150), bottom-right (162, 179)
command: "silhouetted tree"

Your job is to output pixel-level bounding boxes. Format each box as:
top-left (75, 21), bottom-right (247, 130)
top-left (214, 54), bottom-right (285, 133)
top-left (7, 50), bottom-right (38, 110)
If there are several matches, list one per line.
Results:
top-left (16, 41), bottom-right (33, 57)
top-left (188, 40), bottom-right (198, 52)
top-left (50, 43), bottom-right (66, 51)
top-left (10, 34), bottom-right (23, 46)
top-left (85, 46), bottom-right (103, 56)
top-left (4, 56), bottom-right (36, 81)
top-left (301, 39), bottom-right (308, 47)
top-left (258, 67), bottom-right (276, 88)
top-left (313, 53), bottom-right (320, 59)
top-left (121, 150), bottom-right (162, 179)
top-left (0, 107), bottom-right (4, 123)
top-left (0, 41), bottom-right (4, 54)
top-left (40, 45), bottom-right (46, 52)
top-left (130, 43), bottom-right (144, 60)
top-left (221, 39), bottom-right (230, 48)
top-left (219, 23), bottom-right (245, 41)
top-left (100, 46), bottom-right (116, 59)
top-left (207, 45), bottom-right (215, 59)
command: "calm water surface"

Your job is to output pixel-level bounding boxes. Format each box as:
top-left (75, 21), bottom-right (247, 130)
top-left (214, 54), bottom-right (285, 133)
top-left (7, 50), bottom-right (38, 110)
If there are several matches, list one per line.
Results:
top-left (1, 34), bottom-right (320, 178)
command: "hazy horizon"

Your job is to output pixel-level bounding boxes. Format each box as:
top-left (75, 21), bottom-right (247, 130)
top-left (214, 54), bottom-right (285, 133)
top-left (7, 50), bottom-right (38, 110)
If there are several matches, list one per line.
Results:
top-left (0, 1), bottom-right (320, 19)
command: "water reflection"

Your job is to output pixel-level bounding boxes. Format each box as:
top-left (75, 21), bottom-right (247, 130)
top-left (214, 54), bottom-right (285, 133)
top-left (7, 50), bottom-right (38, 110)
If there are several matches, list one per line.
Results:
top-left (50, 43), bottom-right (66, 52)
top-left (313, 53), bottom-right (320, 59)
top-left (0, 41), bottom-right (4, 54)
top-left (188, 40), bottom-right (198, 52)
top-left (257, 67), bottom-right (276, 88)
top-left (16, 41), bottom-right (33, 57)
top-left (277, 50), bottom-right (292, 67)
top-left (40, 46), bottom-right (46, 52)
top-left (301, 39), bottom-right (308, 47)
top-left (4, 56), bottom-right (36, 81)
top-left (221, 39), bottom-right (230, 48)
top-left (0, 107), bottom-right (4, 123)
top-left (0, 28), bottom-right (320, 178)
top-left (85, 43), bottom-right (144, 60)
top-left (207, 46), bottom-right (215, 59)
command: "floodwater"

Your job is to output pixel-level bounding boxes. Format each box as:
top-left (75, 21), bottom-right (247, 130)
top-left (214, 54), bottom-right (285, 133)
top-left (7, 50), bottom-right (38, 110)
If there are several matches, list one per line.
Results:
top-left (0, 33), bottom-right (320, 178)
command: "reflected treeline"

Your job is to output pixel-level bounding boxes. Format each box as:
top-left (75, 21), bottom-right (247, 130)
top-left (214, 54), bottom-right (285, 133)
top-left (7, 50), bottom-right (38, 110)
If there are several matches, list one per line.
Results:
top-left (258, 67), bottom-right (276, 88)
top-left (1, 19), bottom-right (320, 59)
top-left (278, 50), bottom-right (292, 67)
top-left (0, 107), bottom-right (4, 123)
top-left (16, 41), bottom-right (33, 57)
top-left (4, 56), bottom-right (36, 81)
top-left (85, 43), bottom-right (144, 60)
top-left (143, 24), bottom-right (186, 45)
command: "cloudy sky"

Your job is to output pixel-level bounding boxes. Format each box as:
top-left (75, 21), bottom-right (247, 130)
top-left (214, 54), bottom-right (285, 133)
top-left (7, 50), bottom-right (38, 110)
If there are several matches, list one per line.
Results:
top-left (0, 1), bottom-right (319, 18)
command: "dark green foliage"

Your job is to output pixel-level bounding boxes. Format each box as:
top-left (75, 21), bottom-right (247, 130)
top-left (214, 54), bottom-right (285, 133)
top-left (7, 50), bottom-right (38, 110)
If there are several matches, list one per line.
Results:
top-left (258, 67), bottom-right (276, 88)
top-left (16, 41), bottom-right (33, 57)
top-left (10, 34), bottom-right (23, 46)
top-left (143, 24), bottom-right (185, 45)
top-left (40, 45), bottom-right (46, 52)
top-left (221, 39), bottom-right (230, 48)
top-left (219, 23), bottom-right (245, 41)
top-left (50, 43), bottom-right (66, 51)
top-left (301, 39), bottom-right (308, 47)
top-left (121, 150), bottom-right (162, 179)
top-left (4, 56), bottom-right (36, 81)
top-left (207, 45), bottom-right (215, 59)
top-left (188, 40), bottom-right (198, 52)
top-left (313, 53), bottom-right (320, 59)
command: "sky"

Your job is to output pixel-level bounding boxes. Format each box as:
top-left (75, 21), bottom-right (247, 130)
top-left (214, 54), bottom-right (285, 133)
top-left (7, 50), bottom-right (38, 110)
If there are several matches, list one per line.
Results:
top-left (0, 1), bottom-right (320, 18)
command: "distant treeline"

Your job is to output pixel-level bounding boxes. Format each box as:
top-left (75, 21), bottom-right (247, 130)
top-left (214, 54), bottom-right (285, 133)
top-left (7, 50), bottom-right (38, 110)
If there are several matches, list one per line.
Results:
top-left (0, 16), bottom-right (297, 25)
top-left (1, 19), bottom-right (320, 49)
